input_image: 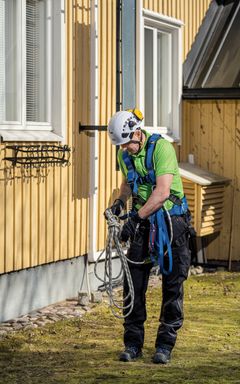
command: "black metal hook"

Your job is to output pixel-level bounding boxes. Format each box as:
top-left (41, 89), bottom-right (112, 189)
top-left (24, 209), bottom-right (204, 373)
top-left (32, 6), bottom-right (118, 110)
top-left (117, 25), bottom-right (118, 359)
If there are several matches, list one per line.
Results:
top-left (79, 122), bottom-right (108, 133)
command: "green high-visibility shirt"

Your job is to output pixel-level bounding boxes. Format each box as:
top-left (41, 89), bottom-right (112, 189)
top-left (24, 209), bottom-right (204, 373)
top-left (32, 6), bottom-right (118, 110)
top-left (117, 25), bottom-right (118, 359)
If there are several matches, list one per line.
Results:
top-left (117, 130), bottom-right (184, 210)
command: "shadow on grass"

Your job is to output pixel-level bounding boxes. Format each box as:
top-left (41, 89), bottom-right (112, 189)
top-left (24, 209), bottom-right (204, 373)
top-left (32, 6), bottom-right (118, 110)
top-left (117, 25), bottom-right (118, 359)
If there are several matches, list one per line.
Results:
top-left (0, 347), bottom-right (240, 384)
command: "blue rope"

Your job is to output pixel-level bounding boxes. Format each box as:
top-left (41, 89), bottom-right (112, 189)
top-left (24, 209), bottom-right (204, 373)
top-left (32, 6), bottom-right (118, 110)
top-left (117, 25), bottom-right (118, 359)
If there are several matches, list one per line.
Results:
top-left (149, 209), bottom-right (173, 275)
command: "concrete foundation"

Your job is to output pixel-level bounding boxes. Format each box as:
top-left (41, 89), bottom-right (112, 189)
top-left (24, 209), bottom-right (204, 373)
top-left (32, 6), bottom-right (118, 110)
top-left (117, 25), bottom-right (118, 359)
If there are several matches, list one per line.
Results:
top-left (0, 255), bottom-right (122, 323)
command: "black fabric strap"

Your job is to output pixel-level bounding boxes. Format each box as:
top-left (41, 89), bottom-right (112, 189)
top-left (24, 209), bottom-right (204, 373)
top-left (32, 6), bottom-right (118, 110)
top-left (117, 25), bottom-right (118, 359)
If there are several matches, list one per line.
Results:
top-left (168, 194), bottom-right (183, 206)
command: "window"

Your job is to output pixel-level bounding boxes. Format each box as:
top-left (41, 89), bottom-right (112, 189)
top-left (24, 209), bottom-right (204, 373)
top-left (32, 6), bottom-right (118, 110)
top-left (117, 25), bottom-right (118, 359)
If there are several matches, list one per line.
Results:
top-left (0, 0), bottom-right (65, 141)
top-left (202, 3), bottom-right (240, 88)
top-left (183, 0), bottom-right (240, 98)
top-left (137, 7), bottom-right (183, 141)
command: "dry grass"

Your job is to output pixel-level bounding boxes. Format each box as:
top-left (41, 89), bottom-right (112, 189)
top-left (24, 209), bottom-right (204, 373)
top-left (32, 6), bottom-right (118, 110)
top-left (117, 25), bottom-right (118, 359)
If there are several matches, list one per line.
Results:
top-left (0, 272), bottom-right (240, 384)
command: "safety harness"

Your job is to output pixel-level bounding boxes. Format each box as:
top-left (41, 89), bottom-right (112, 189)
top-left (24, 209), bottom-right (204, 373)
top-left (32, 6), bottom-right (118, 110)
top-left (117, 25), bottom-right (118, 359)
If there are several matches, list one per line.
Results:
top-left (122, 133), bottom-right (188, 275)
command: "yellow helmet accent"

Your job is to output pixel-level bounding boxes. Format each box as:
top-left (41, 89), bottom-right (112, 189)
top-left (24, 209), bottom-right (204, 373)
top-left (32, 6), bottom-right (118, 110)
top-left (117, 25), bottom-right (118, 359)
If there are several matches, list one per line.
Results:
top-left (127, 108), bottom-right (144, 121)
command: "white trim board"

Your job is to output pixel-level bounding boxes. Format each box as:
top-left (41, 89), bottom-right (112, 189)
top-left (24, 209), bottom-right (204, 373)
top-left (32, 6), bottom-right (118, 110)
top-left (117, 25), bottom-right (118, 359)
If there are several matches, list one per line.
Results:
top-left (0, 130), bottom-right (63, 142)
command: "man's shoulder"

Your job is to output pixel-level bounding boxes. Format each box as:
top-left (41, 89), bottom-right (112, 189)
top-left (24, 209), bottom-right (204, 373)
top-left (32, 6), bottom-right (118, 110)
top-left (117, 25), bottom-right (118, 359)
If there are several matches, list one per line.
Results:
top-left (154, 136), bottom-right (174, 154)
top-left (153, 136), bottom-right (178, 173)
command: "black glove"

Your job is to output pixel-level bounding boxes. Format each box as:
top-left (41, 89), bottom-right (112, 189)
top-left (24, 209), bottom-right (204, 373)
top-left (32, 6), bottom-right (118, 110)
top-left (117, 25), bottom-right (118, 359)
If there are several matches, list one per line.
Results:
top-left (120, 213), bottom-right (144, 242)
top-left (104, 198), bottom-right (124, 219)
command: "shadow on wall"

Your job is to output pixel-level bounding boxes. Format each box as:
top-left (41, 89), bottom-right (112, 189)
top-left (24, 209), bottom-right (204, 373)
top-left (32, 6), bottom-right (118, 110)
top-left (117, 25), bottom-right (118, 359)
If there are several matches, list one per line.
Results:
top-left (72, 8), bottom-right (92, 201)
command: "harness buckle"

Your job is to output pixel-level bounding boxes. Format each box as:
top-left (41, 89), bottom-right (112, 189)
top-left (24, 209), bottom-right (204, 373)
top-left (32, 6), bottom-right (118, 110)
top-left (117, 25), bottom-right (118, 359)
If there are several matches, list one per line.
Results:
top-left (168, 193), bottom-right (182, 206)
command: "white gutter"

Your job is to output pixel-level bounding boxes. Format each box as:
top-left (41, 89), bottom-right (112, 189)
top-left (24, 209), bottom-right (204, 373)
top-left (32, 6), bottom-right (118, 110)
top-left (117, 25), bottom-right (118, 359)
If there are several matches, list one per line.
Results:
top-left (88, 0), bottom-right (99, 262)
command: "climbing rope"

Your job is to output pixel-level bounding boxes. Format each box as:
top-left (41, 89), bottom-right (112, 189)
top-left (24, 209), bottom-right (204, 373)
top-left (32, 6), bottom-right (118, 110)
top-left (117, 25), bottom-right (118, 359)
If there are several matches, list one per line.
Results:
top-left (94, 209), bottom-right (145, 319)
top-left (94, 208), bottom-right (173, 319)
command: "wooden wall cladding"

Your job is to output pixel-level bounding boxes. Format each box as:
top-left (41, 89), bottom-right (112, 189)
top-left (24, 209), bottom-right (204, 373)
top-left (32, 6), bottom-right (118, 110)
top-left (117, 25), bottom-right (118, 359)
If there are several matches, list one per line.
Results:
top-left (181, 100), bottom-right (240, 262)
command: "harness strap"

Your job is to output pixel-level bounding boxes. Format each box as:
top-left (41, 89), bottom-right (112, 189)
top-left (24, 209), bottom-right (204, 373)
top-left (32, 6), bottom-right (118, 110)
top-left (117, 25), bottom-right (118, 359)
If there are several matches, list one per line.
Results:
top-left (122, 151), bottom-right (139, 195)
top-left (149, 209), bottom-right (173, 275)
top-left (122, 134), bottom-right (162, 196)
top-left (166, 196), bottom-right (188, 216)
top-left (144, 133), bottom-right (161, 185)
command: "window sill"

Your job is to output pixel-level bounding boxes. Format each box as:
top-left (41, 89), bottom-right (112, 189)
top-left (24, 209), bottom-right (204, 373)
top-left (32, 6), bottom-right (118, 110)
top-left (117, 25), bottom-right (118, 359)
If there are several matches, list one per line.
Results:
top-left (145, 128), bottom-right (180, 143)
top-left (0, 130), bottom-right (64, 143)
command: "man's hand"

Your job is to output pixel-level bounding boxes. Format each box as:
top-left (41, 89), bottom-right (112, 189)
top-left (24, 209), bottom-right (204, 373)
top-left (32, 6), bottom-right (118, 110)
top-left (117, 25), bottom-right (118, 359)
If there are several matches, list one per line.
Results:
top-left (104, 199), bottom-right (124, 219)
top-left (137, 174), bottom-right (173, 219)
top-left (120, 213), bottom-right (144, 242)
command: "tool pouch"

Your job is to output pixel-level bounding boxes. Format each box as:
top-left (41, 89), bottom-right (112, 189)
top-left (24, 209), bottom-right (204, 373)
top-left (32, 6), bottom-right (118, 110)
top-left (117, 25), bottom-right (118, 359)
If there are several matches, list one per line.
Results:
top-left (184, 209), bottom-right (197, 263)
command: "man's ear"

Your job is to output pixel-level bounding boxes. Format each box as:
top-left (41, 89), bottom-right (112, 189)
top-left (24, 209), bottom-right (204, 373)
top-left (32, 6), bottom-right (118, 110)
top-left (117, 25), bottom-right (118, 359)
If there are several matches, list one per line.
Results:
top-left (134, 129), bottom-right (141, 139)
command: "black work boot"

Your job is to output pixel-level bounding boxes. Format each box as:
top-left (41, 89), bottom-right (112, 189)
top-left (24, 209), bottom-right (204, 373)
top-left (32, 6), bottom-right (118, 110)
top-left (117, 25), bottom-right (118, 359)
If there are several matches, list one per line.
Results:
top-left (152, 347), bottom-right (171, 364)
top-left (119, 346), bottom-right (142, 362)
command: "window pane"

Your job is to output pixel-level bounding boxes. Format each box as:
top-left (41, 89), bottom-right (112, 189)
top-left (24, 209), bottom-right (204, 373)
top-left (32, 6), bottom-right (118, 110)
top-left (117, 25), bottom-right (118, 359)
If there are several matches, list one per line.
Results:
top-left (157, 32), bottom-right (171, 127)
top-left (26, 0), bottom-right (49, 122)
top-left (0, 0), bottom-right (20, 122)
top-left (144, 28), bottom-right (153, 126)
top-left (203, 7), bottom-right (240, 88)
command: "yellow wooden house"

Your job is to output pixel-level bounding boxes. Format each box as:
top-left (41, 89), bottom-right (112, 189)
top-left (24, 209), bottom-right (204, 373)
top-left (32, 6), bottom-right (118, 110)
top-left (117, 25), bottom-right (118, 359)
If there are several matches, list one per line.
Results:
top-left (1, 0), bottom-right (238, 322)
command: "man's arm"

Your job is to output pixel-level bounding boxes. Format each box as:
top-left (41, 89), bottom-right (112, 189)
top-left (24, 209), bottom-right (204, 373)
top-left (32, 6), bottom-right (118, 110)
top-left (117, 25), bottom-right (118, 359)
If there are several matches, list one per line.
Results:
top-left (138, 174), bottom-right (173, 219)
top-left (118, 179), bottom-right (132, 206)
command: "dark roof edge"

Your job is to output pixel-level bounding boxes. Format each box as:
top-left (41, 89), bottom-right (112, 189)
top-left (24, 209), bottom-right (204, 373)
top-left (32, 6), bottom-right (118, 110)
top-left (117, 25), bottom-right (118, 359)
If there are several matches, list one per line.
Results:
top-left (182, 88), bottom-right (240, 100)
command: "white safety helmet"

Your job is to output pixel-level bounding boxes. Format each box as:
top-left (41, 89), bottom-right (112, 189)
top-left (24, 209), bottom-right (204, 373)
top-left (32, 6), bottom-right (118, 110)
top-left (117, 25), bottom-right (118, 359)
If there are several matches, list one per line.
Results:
top-left (107, 109), bottom-right (144, 145)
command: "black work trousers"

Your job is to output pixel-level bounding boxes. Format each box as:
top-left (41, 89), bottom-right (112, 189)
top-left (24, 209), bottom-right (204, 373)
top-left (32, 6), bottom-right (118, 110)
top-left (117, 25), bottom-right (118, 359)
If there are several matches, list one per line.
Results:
top-left (123, 215), bottom-right (191, 351)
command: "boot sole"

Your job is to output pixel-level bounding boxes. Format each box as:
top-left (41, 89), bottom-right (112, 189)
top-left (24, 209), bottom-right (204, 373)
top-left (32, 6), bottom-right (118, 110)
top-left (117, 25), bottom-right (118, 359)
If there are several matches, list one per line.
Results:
top-left (119, 353), bottom-right (142, 362)
top-left (152, 355), bottom-right (170, 364)
top-left (152, 358), bottom-right (170, 364)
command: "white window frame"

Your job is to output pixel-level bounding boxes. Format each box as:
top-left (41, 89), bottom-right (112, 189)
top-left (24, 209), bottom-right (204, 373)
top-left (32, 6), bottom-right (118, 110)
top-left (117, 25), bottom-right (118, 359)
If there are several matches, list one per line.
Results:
top-left (136, 3), bottom-right (183, 143)
top-left (0, 0), bottom-right (66, 142)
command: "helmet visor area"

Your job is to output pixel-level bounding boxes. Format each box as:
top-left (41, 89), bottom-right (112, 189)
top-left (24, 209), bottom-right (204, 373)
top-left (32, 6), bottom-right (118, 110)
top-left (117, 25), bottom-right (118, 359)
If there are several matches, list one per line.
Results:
top-left (121, 132), bottom-right (131, 139)
top-left (121, 131), bottom-right (134, 141)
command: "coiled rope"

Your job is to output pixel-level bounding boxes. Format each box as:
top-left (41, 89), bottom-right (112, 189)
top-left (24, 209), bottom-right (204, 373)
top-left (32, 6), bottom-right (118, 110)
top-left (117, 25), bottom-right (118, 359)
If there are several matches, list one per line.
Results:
top-left (94, 208), bottom-right (173, 319)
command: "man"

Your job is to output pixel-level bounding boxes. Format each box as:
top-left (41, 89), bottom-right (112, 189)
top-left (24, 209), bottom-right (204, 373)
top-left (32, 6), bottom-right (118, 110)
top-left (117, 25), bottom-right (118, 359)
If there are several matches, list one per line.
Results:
top-left (106, 109), bottom-right (191, 364)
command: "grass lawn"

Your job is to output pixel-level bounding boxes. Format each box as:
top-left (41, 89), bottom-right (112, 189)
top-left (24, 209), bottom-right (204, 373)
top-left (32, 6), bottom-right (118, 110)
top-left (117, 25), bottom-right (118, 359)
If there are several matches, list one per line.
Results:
top-left (0, 272), bottom-right (239, 384)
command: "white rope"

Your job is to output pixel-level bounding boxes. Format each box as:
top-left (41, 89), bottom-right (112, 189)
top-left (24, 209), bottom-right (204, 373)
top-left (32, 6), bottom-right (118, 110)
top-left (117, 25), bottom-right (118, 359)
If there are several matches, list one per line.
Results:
top-left (94, 209), bottom-right (146, 319)
top-left (94, 208), bottom-right (173, 319)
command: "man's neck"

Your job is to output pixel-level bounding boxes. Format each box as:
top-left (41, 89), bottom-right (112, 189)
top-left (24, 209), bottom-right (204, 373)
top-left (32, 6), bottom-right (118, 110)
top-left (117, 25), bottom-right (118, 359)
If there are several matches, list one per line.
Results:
top-left (138, 131), bottom-right (146, 152)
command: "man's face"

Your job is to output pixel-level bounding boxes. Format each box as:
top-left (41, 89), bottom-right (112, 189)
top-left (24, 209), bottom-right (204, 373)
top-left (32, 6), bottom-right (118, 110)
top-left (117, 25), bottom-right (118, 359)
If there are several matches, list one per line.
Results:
top-left (120, 131), bottom-right (141, 154)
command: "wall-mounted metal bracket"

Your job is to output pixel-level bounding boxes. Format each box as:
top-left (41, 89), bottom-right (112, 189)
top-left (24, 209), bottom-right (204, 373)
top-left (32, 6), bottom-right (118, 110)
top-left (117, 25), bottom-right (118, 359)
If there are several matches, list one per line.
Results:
top-left (79, 122), bottom-right (108, 133)
top-left (3, 144), bottom-right (71, 168)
